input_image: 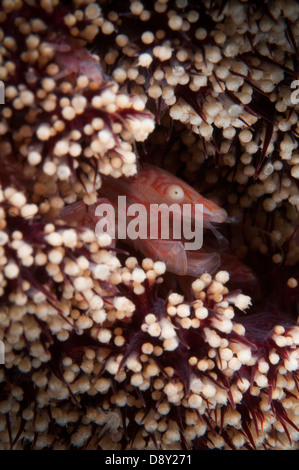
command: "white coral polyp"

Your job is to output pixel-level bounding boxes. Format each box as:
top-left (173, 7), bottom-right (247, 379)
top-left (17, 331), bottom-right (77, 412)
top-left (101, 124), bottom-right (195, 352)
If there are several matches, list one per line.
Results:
top-left (127, 116), bottom-right (155, 141)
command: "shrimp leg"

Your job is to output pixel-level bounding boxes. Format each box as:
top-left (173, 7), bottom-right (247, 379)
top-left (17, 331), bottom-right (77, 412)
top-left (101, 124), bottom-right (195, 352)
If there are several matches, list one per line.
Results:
top-left (138, 238), bottom-right (220, 277)
top-left (137, 239), bottom-right (188, 275)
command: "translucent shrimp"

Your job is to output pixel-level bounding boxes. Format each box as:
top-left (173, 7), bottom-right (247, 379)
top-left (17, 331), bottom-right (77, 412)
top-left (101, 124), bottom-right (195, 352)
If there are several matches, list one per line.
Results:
top-left (45, 36), bottom-right (103, 83)
top-left (61, 163), bottom-right (228, 277)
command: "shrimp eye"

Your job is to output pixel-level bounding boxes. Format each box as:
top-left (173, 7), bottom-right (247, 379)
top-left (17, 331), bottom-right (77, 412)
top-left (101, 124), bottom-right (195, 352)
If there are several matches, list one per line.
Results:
top-left (166, 184), bottom-right (185, 201)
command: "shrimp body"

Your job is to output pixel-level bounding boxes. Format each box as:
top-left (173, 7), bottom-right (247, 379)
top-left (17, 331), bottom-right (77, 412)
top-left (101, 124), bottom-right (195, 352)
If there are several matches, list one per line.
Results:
top-left (100, 163), bottom-right (227, 231)
top-left (62, 164), bottom-right (227, 277)
top-left (46, 36), bottom-right (103, 84)
top-left (101, 163), bottom-right (227, 275)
